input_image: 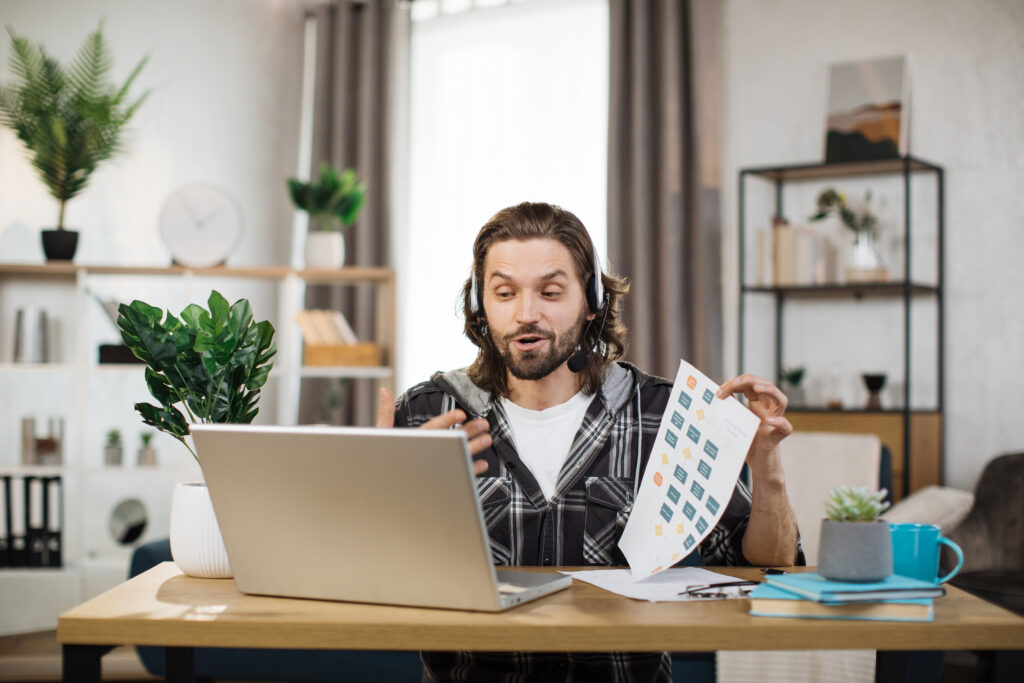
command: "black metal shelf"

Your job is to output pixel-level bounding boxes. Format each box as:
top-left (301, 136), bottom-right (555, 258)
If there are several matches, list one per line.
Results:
top-left (737, 156), bottom-right (945, 498)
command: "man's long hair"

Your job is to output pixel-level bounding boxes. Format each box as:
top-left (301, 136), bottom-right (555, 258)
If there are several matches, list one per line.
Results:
top-left (462, 202), bottom-right (629, 397)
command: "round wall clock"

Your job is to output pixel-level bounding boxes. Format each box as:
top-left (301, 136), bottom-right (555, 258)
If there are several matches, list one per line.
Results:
top-left (159, 185), bottom-right (244, 268)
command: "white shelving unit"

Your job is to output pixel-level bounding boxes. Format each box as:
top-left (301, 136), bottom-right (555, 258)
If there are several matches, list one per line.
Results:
top-left (0, 262), bottom-right (395, 635)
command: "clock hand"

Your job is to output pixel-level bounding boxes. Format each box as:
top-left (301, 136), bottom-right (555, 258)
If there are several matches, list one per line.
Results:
top-left (196, 206), bottom-right (226, 228)
top-left (178, 194), bottom-right (204, 228)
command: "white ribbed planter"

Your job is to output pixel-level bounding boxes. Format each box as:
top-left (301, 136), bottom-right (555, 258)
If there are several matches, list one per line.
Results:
top-left (304, 231), bottom-right (345, 269)
top-left (169, 482), bottom-right (232, 578)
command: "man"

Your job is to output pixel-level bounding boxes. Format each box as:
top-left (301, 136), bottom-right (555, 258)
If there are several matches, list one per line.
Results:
top-left (377, 202), bottom-right (801, 682)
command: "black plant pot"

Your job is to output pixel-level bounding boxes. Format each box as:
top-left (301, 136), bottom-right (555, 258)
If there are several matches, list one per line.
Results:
top-left (41, 229), bottom-right (79, 261)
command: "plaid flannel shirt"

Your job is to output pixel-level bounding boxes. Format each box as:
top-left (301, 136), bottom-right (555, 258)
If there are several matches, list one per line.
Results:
top-left (394, 362), bottom-right (771, 683)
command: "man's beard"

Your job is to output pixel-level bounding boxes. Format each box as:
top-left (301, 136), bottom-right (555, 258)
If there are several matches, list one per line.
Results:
top-left (495, 310), bottom-right (589, 381)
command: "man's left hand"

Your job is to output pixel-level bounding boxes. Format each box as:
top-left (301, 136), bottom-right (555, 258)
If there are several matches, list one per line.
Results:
top-left (717, 374), bottom-right (793, 484)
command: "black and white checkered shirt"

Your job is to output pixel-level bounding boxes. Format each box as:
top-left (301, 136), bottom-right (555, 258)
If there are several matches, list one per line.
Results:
top-left (394, 362), bottom-right (768, 683)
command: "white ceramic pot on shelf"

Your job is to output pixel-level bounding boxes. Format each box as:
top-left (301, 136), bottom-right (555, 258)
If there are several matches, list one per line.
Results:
top-left (304, 231), bottom-right (345, 269)
top-left (169, 481), bottom-right (232, 578)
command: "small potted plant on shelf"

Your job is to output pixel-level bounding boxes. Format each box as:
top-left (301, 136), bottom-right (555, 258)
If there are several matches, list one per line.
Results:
top-left (0, 23), bottom-right (149, 261)
top-left (780, 365), bottom-right (806, 408)
top-left (137, 431), bottom-right (157, 467)
top-left (810, 188), bottom-right (886, 282)
top-left (117, 290), bottom-right (276, 578)
top-left (104, 429), bottom-right (122, 466)
top-left (818, 485), bottom-right (892, 582)
top-left (287, 162), bottom-right (366, 269)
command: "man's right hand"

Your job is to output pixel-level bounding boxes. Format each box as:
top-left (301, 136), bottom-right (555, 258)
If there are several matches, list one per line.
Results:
top-left (377, 388), bottom-right (491, 475)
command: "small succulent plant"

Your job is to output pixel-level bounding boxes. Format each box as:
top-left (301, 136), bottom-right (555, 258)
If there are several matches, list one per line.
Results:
top-left (825, 485), bottom-right (890, 522)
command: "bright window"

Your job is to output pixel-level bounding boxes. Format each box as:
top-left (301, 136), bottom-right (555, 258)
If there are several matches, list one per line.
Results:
top-left (398, 0), bottom-right (609, 392)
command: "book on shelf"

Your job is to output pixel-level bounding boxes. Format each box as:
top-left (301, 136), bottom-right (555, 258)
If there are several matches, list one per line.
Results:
top-left (749, 583), bottom-right (933, 622)
top-left (764, 571), bottom-right (945, 604)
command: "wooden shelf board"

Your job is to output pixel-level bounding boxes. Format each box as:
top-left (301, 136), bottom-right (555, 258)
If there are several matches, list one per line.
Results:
top-left (299, 365), bottom-right (393, 379)
top-left (742, 282), bottom-right (939, 298)
top-left (0, 263), bottom-right (394, 283)
top-left (741, 156), bottom-right (942, 182)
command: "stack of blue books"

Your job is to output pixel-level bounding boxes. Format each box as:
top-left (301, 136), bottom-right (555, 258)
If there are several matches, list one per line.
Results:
top-left (749, 572), bottom-right (945, 622)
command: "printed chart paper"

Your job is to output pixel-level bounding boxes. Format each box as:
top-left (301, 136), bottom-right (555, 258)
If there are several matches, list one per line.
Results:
top-left (619, 360), bottom-right (760, 579)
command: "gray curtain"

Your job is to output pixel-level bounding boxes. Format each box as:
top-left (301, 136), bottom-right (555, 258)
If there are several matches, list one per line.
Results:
top-left (607, 0), bottom-right (722, 381)
top-left (300, 0), bottom-right (408, 425)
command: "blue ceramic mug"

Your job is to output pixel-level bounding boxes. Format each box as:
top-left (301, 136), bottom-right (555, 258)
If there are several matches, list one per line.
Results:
top-left (890, 522), bottom-right (964, 584)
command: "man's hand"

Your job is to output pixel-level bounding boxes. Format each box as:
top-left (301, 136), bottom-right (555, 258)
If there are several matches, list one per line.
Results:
top-left (377, 388), bottom-right (491, 475)
top-left (716, 374), bottom-right (793, 485)
top-left (717, 374), bottom-right (798, 565)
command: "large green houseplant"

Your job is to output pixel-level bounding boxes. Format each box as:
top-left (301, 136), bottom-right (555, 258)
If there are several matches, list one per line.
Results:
top-left (116, 290), bottom-right (276, 578)
top-left (0, 22), bottom-right (149, 260)
top-left (287, 162), bottom-right (366, 268)
top-left (116, 291), bottom-right (277, 461)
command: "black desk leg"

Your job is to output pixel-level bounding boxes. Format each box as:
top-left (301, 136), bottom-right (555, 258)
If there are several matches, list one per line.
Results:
top-left (62, 644), bottom-right (113, 683)
top-left (165, 646), bottom-right (196, 683)
top-left (875, 650), bottom-right (945, 683)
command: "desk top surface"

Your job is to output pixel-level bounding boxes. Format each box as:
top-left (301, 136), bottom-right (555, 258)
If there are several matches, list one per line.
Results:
top-left (57, 563), bottom-right (1024, 652)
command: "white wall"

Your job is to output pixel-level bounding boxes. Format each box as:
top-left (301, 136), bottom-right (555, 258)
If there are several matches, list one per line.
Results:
top-left (0, 0), bottom-right (306, 265)
top-left (720, 0), bottom-right (1024, 490)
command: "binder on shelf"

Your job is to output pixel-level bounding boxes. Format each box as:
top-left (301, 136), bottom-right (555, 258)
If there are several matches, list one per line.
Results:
top-left (0, 475), bottom-right (10, 568)
top-left (26, 476), bottom-right (45, 567)
top-left (8, 475), bottom-right (27, 567)
top-left (45, 476), bottom-right (62, 568)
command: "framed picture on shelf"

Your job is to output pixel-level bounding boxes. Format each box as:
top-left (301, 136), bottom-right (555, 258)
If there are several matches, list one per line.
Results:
top-left (824, 55), bottom-right (908, 163)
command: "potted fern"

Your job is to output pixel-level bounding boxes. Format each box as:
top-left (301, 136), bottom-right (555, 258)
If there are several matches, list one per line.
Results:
top-left (287, 162), bottom-right (366, 269)
top-left (818, 485), bottom-right (893, 582)
top-left (117, 290), bottom-right (276, 578)
top-left (0, 23), bottom-right (149, 260)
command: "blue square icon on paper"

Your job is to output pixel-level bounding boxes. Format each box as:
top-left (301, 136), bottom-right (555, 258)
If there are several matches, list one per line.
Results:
top-left (684, 534), bottom-right (695, 550)
top-left (683, 501), bottom-right (697, 520)
top-left (697, 460), bottom-right (712, 479)
top-left (660, 503), bottom-right (674, 523)
top-left (703, 388), bottom-right (714, 404)
top-left (667, 485), bottom-right (681, 504)
top-left (678, 391), bottom-right (692, 410)
top-left (671, 411), bottom-right (685, 429)
top-left (687, 425), bottom-right (701, 444)
top-left (690, 481), bottom-right (705, 500)
top-left (665, 430), bottom-right (678, 448)
top-left (696, 517), bottom-right (709, 534)
top-left (674, 464), bottom-right (687, 485)
top-left (706, 496), bottom-right (720, 515)
top-left (703, 440), bottom-right (718, 460)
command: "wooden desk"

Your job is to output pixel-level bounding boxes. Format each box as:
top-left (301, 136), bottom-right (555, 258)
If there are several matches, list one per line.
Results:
top-left (58, 563), bottom-right (1024, 682)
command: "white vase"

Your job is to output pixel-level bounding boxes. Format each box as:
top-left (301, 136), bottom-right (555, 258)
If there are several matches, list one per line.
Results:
top-left (169, 481), bottom-right (233, 578)
top-left (304, 231), bottom-right (345, 269)
top-left (847, 231), bottom-right (887, 282)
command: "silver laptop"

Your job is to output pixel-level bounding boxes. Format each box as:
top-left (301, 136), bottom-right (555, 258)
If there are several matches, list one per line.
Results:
top-left (191, 424), bottom-right (571, 611)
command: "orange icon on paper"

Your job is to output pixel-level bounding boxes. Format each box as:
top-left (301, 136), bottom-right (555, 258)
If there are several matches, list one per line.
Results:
top-left (671, 553), bottom-right (679, 561)
top-left (687, 375), bottom-right (697, 390)
top-left (660, 453), bottom-right (670, 465)
top-left (677, 524), bottom-right (685, 534)
top-left (683, 448), bottom-right (692, 459)
top-left (655, 524), bottom-right (663, 536)
top-left (696, 409), bottom-right (705, 421)
top-left (651, 566), bottom-right (663, 574)
top-left (654, 472), bottom-right (664, 486)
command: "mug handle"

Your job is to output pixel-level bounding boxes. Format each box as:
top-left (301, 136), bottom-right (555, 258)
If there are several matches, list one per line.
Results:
top-left (936, 536), bottom-right (964, 583)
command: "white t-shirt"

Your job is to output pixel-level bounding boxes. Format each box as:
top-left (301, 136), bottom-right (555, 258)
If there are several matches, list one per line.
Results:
top-left (500, 391), bottom-right (593, 502)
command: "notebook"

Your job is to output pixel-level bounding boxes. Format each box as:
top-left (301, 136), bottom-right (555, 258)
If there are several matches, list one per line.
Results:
top-left (748, 583), bottom-right (934, 622)
top-left (763, 571), bottom-right (945, 604)
top-left (191, 424), bottom-right (571, 612)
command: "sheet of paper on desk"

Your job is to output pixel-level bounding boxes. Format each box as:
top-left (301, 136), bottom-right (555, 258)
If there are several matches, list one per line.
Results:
top-left (618, 360), bottom-right (760, 579)
top-left (562, 568), bottom-right (742, 602)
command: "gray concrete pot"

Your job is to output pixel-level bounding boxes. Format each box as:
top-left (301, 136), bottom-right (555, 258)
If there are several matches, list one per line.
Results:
top-left (818, 519), bottom-right (893, 582)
